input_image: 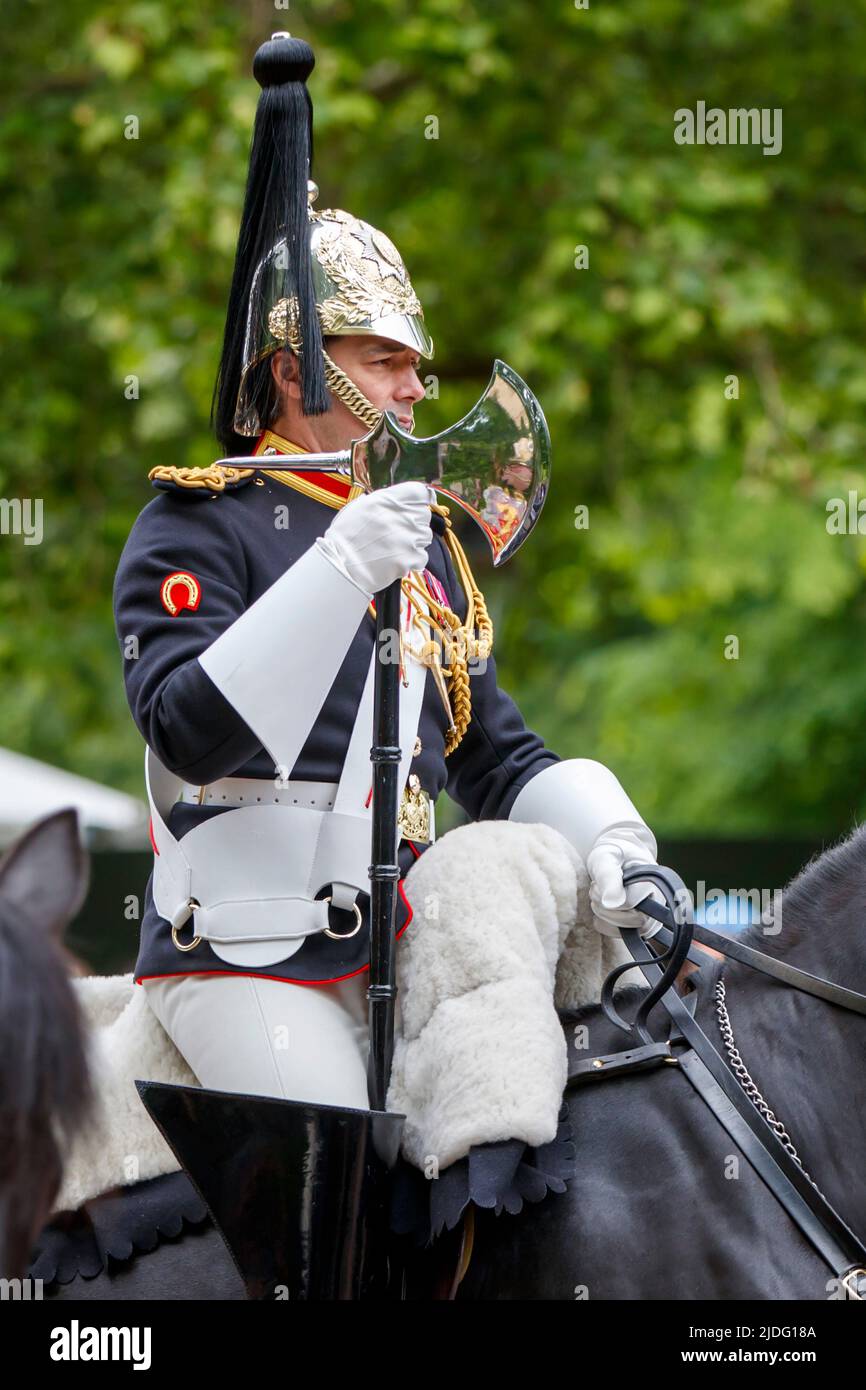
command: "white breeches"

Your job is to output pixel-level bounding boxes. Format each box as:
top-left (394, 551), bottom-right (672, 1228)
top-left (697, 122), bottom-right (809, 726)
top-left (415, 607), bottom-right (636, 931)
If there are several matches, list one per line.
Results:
top-left (142, 972), bottom-right (371, 1110)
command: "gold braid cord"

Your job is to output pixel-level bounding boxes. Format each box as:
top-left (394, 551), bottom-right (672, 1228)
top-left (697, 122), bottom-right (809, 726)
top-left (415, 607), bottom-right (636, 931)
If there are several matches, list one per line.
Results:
top-left (399, 502), bottom-right (493, 757)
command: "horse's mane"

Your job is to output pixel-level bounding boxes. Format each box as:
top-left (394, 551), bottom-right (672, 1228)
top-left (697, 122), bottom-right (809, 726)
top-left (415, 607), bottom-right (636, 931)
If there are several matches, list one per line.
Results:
top-left (740, 821), bottom-right (866, 954)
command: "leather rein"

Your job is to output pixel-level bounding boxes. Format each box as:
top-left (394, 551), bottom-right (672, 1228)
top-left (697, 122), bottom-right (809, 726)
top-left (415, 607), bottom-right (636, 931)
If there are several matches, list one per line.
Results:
top-left (566, 864), bottom-right (866, 1299)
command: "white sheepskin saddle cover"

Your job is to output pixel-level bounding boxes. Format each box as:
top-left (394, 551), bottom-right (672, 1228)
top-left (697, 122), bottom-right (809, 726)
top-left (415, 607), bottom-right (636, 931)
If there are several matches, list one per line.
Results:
top-left (54, 975), bottom-right (198, 1213)
top-left (54, 820), bottom-right (633, 1214)
top-left (386, 821), bottom-right (632, 1168)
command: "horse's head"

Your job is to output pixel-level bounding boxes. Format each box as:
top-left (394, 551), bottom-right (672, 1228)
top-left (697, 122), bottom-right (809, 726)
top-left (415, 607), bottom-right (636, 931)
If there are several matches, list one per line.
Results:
top-left (0, 809), bottom-right (93, 1279)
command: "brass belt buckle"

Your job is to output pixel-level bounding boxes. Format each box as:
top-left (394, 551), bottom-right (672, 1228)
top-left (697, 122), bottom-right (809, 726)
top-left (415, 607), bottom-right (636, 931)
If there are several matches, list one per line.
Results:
top-left (398, 774), bottom-right (430, 844)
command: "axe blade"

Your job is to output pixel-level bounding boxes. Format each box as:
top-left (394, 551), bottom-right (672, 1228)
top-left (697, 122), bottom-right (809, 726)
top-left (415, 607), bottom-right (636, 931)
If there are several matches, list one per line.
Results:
top-left (351, 359), bottom-right (551, 566)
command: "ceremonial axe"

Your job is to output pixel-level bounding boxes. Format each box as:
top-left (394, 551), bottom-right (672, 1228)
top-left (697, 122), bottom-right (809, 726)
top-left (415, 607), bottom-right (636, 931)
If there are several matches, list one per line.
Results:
top-left (215, 359), bottom-right (552, 1111)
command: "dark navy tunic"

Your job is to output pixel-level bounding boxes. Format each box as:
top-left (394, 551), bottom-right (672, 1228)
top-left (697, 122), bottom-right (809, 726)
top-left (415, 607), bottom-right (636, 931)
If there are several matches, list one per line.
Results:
top-left (112, 431), bottom-right (560, 986)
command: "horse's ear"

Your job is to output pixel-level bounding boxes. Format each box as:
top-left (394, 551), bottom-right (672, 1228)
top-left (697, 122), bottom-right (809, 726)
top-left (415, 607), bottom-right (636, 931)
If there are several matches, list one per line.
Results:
top-left (0, 808), bottom-right (90, 940)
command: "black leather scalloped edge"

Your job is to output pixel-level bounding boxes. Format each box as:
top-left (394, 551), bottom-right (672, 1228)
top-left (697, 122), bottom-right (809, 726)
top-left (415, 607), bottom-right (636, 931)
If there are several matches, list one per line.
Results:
top-left (28, 1170), bottom-right (208, 1286)
top-left (389, 1100), bottom-right (576, 1246)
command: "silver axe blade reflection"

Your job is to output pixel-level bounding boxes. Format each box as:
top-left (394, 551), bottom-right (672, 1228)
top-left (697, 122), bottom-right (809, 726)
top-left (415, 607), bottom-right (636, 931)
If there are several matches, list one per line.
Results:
top-left (216, 359), bottom-right (552, 565)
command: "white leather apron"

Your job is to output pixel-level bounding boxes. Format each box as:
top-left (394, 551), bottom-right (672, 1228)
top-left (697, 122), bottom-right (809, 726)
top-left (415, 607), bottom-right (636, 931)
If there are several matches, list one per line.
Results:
top-left (145, 583), bottom-right (433, 968)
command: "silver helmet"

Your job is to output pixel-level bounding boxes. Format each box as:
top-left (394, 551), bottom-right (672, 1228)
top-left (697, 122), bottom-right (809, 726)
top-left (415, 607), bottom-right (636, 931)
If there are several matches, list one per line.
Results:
top-left (235, 189), bottom-right (434, 437)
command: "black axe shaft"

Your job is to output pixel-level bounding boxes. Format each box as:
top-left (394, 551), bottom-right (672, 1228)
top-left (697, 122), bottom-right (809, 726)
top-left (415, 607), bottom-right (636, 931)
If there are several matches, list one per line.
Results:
top-left (366, 576), bottom-right (403, 1112)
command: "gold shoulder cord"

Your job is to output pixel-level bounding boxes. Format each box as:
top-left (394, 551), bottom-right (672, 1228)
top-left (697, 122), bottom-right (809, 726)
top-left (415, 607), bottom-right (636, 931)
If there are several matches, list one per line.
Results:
top-left (395, 502), bottom-right (493, 757)
top-left (147, 464), bottom-right (256, 491)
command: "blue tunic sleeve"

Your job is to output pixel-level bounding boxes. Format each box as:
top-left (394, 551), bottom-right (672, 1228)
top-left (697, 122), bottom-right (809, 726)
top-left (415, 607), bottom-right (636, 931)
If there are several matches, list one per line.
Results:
top-left (112, 491), bottom-right (263, 784)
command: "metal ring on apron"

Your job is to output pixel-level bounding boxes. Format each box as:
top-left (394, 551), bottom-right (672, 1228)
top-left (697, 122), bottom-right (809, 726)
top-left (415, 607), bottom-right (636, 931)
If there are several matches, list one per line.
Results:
top-left (322, 896), bottom-right (364, 940)
top-left (171, 899), bottom-right (202, 952)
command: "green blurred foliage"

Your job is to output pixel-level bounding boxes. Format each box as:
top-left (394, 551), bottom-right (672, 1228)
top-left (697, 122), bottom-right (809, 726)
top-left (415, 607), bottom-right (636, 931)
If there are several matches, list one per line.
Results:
top-left (2, 0), bottom-right (866, 834)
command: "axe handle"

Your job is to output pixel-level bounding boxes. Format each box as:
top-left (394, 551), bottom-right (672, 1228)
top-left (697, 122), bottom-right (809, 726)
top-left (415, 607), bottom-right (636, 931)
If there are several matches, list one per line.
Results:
top-left (366, 576), bottom-right (402, 1112)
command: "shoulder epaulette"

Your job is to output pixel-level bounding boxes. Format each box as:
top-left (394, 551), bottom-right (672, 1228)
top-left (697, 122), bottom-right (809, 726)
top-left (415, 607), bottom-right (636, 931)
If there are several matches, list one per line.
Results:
top-left (148, 464), bottom-right (257, 496)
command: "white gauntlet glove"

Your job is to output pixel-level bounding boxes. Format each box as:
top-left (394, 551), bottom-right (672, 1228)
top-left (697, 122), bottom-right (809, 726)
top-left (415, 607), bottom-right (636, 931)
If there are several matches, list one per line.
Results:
top-left (508, 759), bottom-right (664, 939)
top-left (315, 481), bottom-right (436, 597)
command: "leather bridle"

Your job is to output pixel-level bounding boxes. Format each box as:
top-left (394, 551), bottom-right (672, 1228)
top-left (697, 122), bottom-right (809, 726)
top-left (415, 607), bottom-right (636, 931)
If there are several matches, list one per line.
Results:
top-left (566, 864), bottom-right (866, 1300)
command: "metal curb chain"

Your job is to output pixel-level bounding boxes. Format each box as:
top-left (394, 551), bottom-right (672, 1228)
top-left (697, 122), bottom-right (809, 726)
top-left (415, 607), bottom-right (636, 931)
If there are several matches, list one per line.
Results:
top-left (714, 978), bottom-right (827, 1201)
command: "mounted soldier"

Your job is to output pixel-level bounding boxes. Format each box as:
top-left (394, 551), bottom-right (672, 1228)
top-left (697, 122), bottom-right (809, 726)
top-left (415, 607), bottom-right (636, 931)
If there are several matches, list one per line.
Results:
top-left (111, 32), bottom-right (661, 1297)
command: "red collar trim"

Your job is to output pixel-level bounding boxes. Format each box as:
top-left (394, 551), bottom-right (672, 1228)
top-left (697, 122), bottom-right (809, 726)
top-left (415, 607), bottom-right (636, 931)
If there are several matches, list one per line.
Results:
top-left (253, 430), bottom-right (357, 506)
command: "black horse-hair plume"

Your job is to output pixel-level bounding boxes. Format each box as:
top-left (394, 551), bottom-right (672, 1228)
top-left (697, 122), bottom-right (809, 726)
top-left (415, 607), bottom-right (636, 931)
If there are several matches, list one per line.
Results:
top-left (212, 34), bottom-right (330, 454)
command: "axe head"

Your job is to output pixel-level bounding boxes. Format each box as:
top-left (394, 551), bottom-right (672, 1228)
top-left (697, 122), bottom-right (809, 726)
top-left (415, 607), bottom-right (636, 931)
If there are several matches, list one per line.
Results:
top-left (350, 359), bottom-right (551, 566)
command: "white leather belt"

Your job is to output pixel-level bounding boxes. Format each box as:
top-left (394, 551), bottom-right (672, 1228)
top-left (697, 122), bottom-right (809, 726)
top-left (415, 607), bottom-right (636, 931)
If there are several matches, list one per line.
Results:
top-left (179, 777), bottom-right (340, 810)
top-left (178, 774), bottom-right (435, 844)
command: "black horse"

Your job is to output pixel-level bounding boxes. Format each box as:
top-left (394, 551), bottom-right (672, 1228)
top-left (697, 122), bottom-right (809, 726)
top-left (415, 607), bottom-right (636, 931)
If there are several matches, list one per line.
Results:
top-left (459, 830), bottom-right (866, 1299)
top-left (30, 826), bottom-right (866, 1300)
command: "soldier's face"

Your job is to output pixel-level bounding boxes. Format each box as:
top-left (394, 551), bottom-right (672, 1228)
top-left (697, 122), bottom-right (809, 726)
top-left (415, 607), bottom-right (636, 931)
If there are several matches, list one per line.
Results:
top-left (271, 336), bottom-right (426, 446)
top-left (326, 334), bottom-right (427, 434)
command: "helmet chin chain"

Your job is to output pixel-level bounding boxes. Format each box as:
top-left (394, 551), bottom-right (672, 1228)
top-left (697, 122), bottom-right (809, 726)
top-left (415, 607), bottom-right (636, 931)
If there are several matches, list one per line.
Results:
top-left (321, 350), bottom-right (384, 431)
top-left (269, 316), bottom-right (399, 433)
